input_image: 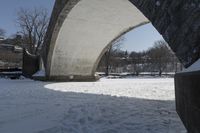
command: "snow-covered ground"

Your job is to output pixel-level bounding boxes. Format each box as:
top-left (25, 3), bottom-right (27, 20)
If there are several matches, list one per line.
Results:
top-left (0, 78), bottom-right (186, 133)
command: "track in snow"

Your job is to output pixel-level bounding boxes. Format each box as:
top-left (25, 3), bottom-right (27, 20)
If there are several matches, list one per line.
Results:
top-left (0, 78), bottom-right (186, 133)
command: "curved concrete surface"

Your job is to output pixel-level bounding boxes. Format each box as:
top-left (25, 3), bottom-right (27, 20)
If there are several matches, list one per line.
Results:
top-left (48, 0), bottom-right (148, 80)
top-left (43, 0), bottom-right (200, 81)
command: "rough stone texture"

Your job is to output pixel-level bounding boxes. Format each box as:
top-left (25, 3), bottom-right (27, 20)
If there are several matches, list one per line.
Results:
top-left (175, 71), bottom-right (200, 133)
top-left (130, 0), bottom-right (200, 67)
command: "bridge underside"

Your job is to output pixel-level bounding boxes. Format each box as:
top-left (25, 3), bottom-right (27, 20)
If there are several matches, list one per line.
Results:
top-left (43, 0), bottom-right (200, 81)
top-left (45, 0), bottom-right (149, 81)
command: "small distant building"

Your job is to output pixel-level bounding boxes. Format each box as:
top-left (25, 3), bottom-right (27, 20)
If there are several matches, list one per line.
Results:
top-left (0, 44), bottom-right (23, 69)
top-left (0, 43), bottom-right (15, 51)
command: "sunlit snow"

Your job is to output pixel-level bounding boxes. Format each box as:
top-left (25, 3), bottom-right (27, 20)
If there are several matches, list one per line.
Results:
top-left (0, 78), bottom-right (186, 133)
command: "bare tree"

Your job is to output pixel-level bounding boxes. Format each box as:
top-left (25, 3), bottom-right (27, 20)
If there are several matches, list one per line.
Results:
top-left (16, 7), bottom-right (49, 55)
top-left (105, 36), bottom-right (125, 76)
top-left (0, 28), bottom-right (5, 37)
top-left (129, 51), bottom-right (146, 75)
top-left (147, 40), bottom-right (172, 76)
top-left (97, 39), bottom-right (181, 75)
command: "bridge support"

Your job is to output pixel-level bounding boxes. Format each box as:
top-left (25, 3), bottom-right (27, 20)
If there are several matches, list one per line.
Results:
top-left (43, 0), bottom-right (200, 81)
top-left (175, 71), bottom-right (200, 133)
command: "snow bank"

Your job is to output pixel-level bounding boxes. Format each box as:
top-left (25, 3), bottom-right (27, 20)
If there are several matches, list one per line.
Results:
top-left (45, 78), bottom-right (175, 101)
top-left (32, 70), bottom-right (45, 77)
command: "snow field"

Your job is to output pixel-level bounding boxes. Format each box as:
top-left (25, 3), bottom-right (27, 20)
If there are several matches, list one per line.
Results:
top-left (0, 78), bottom-right (186, 133)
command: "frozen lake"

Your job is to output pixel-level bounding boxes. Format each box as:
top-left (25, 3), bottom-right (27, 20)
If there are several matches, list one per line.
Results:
top-left (0, 78), bottom-right (186, 133)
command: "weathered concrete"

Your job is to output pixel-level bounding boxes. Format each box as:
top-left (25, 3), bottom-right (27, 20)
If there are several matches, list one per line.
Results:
top-left (42, 0), bottom-right (200, 80)
top-left (44, 0), bottom-right (149, 80)
top-left (175, 71), bottom-right (200, 133)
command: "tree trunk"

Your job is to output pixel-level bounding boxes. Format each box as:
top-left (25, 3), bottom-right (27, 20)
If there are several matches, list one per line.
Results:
top-left (105, 47), bottom-right (111, 76)
top-left (159, 69), bottom-right (162, 76)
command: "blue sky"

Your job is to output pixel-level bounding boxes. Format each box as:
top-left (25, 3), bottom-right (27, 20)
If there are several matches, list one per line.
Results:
top-left (0, 0), bottom-right (55, 36)
top-left (122, 23), bottom-right (163, 52)
top-left (0, 0), bottom-right (163, 52)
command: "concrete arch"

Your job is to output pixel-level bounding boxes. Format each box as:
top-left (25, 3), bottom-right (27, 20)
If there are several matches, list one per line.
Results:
top-left (42, 0), bottom-right (200, 80)
top-left (92, 22), bottom-right (149, 75)
top-left (45, 0), bottom-right (149, 80)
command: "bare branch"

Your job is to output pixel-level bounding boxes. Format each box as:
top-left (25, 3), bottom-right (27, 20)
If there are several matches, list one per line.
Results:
top-left (16, 7), bottom-right (49, 55)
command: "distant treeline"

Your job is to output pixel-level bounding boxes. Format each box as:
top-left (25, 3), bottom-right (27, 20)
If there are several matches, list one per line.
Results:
top-left (97, 40), bottom-right (183, 76)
